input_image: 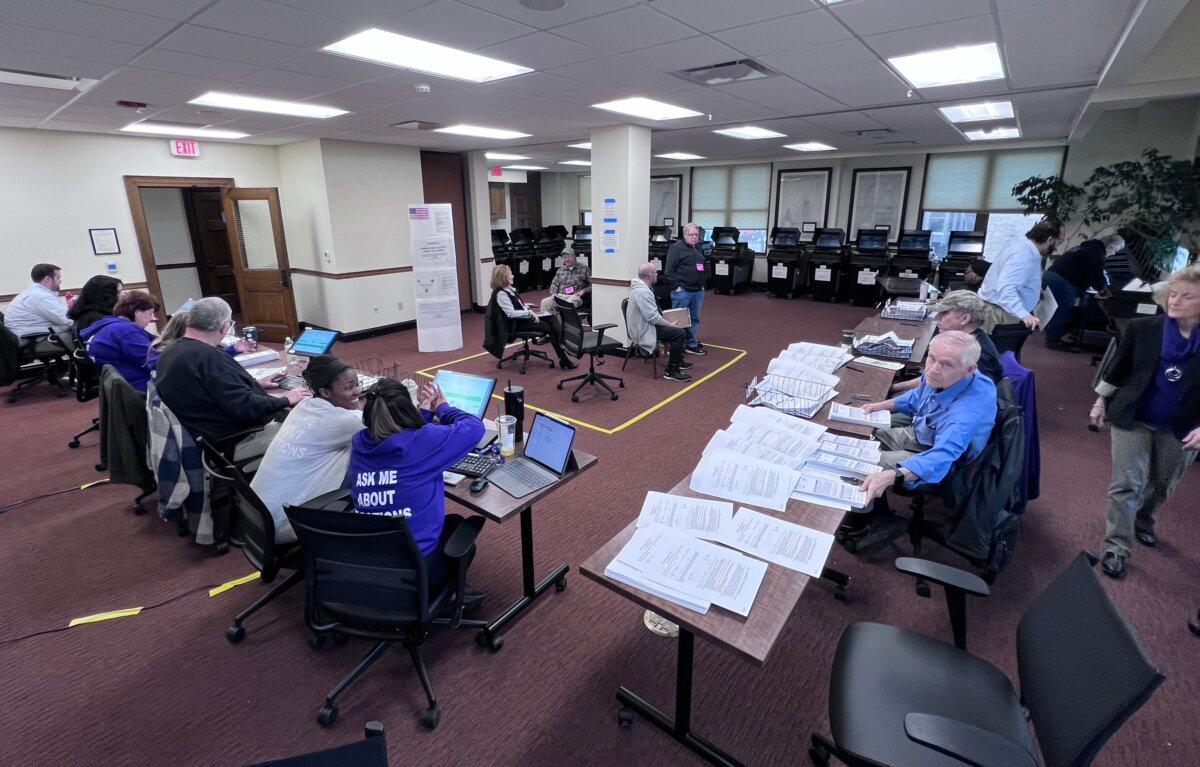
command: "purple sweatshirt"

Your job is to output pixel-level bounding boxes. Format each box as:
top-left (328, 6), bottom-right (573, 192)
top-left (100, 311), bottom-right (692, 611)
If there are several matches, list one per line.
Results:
top-left (349, 403), bottom-right (484, 556)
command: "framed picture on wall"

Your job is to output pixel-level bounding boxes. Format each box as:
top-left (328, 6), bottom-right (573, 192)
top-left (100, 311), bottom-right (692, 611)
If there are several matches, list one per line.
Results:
top-left (775, 168), bottom-right (831, 241)
top-left (89, 227), bottom-right (120, 255)
top-left (849, 167), bottom-right (910, 242)
top-left (650, 175), bottom-right (682, 228)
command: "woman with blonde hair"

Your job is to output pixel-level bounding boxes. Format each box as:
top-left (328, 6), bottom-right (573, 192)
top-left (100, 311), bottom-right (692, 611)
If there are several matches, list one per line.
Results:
top-left (1090, 263), bottom-right (1200, 578)
top-left (482, 264), bottom-right (575, 369)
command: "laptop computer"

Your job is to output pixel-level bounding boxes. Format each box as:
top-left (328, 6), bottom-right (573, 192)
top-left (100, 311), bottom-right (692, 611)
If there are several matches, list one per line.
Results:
top-left (487, 412), bottom-right (578, 498)
top-left (434, 369), bottom-right (498, 449)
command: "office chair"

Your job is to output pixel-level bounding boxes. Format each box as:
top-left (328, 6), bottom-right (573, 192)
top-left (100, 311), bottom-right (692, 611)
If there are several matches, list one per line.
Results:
top-left (498, 326), bottom-right (555, 374)
top-left (619, 298), bottom-right (660, 378)
top-left (284, 494), bottom-right (487, 730)
top-left (0, 317), bottom-right (70, 403)
top-left (196, 437), bottom-right (304, 644)
top-left (49, 327), bottom-right (103, 449)
top-left (249, 721), bottom-right (387, 767)
top-left (555, 296), bottom-right (623, 401)
top-left (809, 551), bottom-right (1165, 767)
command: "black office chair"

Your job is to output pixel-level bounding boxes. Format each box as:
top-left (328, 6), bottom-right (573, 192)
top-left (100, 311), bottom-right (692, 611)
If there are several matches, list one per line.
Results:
top-left (196, 437), bottom-right (304, 644)
top-left (49, 327), bottom-right (103, 449)
top-left (0, 317), bottom-right (70, 404)
top-left (284, 494), bottom-right (487, 730)
top-left (619, 297), bottom-right (660, 378)
top-left (486, 298), bottom-right (555, 374)
top-left (555, 296), bottom-right (623, 401)
top-left (249, 721), bottom-right (388, 767)
top-left (809, 551), bottom-right (1165, 767)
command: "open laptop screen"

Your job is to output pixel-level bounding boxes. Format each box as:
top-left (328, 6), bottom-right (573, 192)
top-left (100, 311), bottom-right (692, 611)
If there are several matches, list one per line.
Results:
top-left (523, 412), bottom-right (575, 475)
top-left (290, 327), bottom-right (338, 356)
top-left (434, 370), bottom-right (496, 419)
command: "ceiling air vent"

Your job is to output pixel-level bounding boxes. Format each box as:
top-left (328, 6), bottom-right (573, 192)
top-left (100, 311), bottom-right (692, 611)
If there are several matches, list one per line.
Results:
top-left (674, 59), bottom-right (778, 87)
top-left (390, 120), bottom-right (444, 130)
top-left (0, 67), bottom-right (96, 91)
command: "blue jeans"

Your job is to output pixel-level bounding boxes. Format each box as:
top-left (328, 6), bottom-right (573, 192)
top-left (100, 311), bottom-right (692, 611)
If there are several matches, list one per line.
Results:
top-left (1043, 270), bottom-right (1079, 344)
top-left (671, 288), bottom-right (704, 347)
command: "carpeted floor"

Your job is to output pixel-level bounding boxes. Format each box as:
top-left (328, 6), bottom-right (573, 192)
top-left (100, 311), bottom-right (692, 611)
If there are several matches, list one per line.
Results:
top-left (1, 291), bottom-right (1197, 766)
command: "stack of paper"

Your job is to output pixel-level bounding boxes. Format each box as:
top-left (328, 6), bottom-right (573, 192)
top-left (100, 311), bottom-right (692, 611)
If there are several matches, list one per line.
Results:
top-left (235, 349), bottom-right (280, 367)
top-left (690, 449), bottom-right (800, 512)
top-left (851, 356), bottom-right (906, 371)
top-left (805, 450), bottom-right (880, 478)
top-left (718, 506), bottom-right (836, 577)
top-left (820, 434), bottom-right (883, 463)
top-left (749, 370), bottom-right (839, 418)
top-left (780, 342), bottom-right (853, 373)
top-left (828, 402), bottom-right (891, 428)
top-left (880, 300), bottom-right (928, 321)
top-left (854, 331), bottom-right (915, 359)
top-left (706, 421), bottom-right (820, 470)
top-left (792, 471), bottom-right (869, 510)
top-left (636, 491), bottom-right (732, 541)
top-left (731, 403), bottom-right (827, 442)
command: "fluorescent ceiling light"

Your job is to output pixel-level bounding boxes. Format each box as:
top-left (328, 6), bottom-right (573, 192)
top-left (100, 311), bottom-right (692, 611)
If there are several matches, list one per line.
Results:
top-left (964, 126), bottom-right (1020, 141)
top-left (888, 42), bottom-right (1004, 89)
top-left (558, 160), bottom-right (591, 166)
top-left (591, 97), bottom-right (701, 121)
top-left (120, 122), bottom-right (248, 139)
top-left (504, 164), bottom-right (547, 170)
top-left (784, 142), bottom-right (836, 152)
top-left (655, 152), bottom-right (705, 160)
top-left (485, 151), bottom-right (529, 160)
top-left (433, 124), bottom-right (530, 139)
top-left (713, 125), bottom-right (785, 140)
top-left (568, 142), bottom-right (591, 149)
top-left (939, 101), bottom-right (1014, 123)
top-left (0, 68), bottom-right (96, 91)
top-left (189, 91), bottom-right (347, 119)
top-left (323, 28), bottom-right (532, 83)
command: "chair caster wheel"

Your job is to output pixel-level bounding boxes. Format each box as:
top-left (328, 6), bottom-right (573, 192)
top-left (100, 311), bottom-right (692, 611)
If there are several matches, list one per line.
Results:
top-left (476, 630), bottom-right (504, 652)
top-left (610, 393), bottom-right (618, 401)
top-left (833, 585), bottom-right (847, 602)
top-left (555, 576), bottom-right (567, 592)
top-left (214, 541), bottom-right (230, 556)
top-left (571, 395), bottom-right (579, 402)
top-left (557, 383), bottom-right (563, 390)
top-left (308, 633), bottom-right (328, 651)
top-left (226, 625), bottom-right (245, 644)
top-left (808, 744), bottom-right (831, 766)
top-left (68, 439), bottom-right (80, 449)
top-left (619, 382), bottom-right (625, 388)
top-left (617, 707), bottom-right (634, 728)
top-left (317, 705), bottom-right (338, 728)
top-left (915, 580), bottom-right (931, 598)
top-left (422, 706), bottom-right (441, 730)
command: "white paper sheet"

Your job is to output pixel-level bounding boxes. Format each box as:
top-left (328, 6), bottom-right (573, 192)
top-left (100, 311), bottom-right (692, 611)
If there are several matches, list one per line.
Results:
top-left (719, 507), bottom-right (836, 577)
top-left (636, 491), bottom-right (732, 541)
top-left (851, 356), bottom-right (906, 371)
top-left (705, 429), bottom-right (809, 471)
top-left (828, 402), bottom-right (891, 427)
top-left (792, 472), bottom-right (868, 509)
top-left (689, 450), bottom-right (800, 512)
top-left (722, 420), bottom-right (822, 464)
top-left (730, 403), bottom-right (827, 442)
top-left (415, 297), bottom-right (463, 352)
top-left (1033, 286), bottom-right (1058, 329)
top-left (805, 450), bottom-right (880, 478)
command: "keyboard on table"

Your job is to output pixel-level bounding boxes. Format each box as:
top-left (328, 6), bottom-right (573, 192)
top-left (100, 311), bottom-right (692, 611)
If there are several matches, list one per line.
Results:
top-left (449, 452), bottom-right (495, 478)
top-left (503, 460), bottom-right (550, 485)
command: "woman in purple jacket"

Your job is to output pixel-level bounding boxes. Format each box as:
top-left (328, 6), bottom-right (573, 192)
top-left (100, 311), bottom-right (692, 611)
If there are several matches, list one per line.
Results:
top-left (350, 379), bottom-right (485, 595)
top-left (80, 290), bottom-right (161, 391)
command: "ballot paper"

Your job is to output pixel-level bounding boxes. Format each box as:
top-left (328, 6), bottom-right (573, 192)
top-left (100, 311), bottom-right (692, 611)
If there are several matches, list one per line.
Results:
top-left (636, 491), bottom-right (732, 541)
top-left (779, 342), bottom-right (853, 373)
top-left (880, 300), bottom-right (928, 321)
top-left (1122, 277), bottom-right (1155, 293)
top-left (605, 524), bottom-right (768, 616)
top-left (690, 450), bottom-right (800, 512)
top-left (854, 331), bottom-right (915, 360)
top-left (851, 356), bottom-right (906, 371)
top-left (731, 403), bottom-right (828, 442)
top-left (722, 420), bottom-right (822, 464)
top-left (718, 507), bottom-right (836, 577)
top-left (235, 349), bottom-right (280, 367)
top-left (828, 402), bottom-right (891, 428)
top-left (792, 472), bottom-right (869, 509)
top-left (806, 450), bottom-right (880, 478)
top-left (1033, 286), bottom-right (1058, 330)
top-left (706, 429), bottom-right (809, 471)
top-left (819, 434), bottom-right (882, 462)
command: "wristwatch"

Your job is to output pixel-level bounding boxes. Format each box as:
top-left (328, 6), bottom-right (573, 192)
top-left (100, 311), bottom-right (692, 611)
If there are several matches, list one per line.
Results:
top-left (892, 469), bottom-right (907, 490)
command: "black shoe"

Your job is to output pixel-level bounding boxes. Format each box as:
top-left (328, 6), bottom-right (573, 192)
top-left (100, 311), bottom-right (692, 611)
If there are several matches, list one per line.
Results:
top-left (461, 589), bottom-right (485, 613)
top-left (1135, 526), bottom-right (1157, 547)
top-left (842, 515), bottom-right (907, 555)
top-left (559, 359), bottom-right (578, 370)
top-left (1101, 551), bottom-right (1127, 579)
top-left (663, 368), bottom-right (692, 382)
top-left (684, 345), bottom-right (707, 356)
top-left (677, 360), bottom-right (694, 369)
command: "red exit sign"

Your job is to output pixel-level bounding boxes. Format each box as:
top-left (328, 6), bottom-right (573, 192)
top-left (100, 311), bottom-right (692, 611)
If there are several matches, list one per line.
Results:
top-left (170, 138), bottom-right (200, 157)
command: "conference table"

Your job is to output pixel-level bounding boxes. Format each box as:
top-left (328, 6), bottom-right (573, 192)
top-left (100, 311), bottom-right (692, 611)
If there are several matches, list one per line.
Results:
top-left (852, 314), bottom-right (937, 374)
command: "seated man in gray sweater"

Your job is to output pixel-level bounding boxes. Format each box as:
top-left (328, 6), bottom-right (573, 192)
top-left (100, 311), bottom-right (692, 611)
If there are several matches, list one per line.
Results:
top-left (625, 262), bottom-right (693, 382)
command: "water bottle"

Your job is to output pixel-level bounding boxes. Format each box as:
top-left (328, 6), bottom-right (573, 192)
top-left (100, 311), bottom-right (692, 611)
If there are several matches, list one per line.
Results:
top-left (284, 336), bottom-right (296, 366)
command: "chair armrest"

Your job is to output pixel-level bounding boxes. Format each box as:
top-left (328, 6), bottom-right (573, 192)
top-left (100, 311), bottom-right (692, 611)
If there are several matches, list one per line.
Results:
top-left (904, 713), bottom-right (1037, 767)
top-left (215, 426), bottom-right (266, 459)
top-left (591, 322), bottom-right (616, 345)
top-left (896, 557), bottom-right (989, 597)
top-left (443, 516), bottom-right (485, 559)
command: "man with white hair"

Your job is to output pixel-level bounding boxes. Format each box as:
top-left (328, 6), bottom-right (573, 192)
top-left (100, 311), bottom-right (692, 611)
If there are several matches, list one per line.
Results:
top-left (156, 297), bottom-right (309, 453)
top-left (626, 262), bottom-right (692, 382)
top-left (841, 330), bottom-right (998, 553)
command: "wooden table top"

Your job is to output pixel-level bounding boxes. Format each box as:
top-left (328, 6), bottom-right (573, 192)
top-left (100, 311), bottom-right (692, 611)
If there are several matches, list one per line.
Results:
top-left (446, 445), bottom-right (598, 524)
top-left (853, 314), bottom-right (937, 367)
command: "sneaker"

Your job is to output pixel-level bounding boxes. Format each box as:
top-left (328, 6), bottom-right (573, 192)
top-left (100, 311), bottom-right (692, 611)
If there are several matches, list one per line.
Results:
top-left (558, 359), bottom-right (578, 370)
top-left (663, 368), bottom-right (692, 382)
top-left (677, 360), bottom-right (694, 369)
top-left (684, 345), bottom-right (707, 356)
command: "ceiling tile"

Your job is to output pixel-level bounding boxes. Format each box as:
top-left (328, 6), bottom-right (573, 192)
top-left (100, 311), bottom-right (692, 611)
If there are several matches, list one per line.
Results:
top-left (315, 83), bottom-right (422, 111)
top-left (665, 87), bottom-right (784, 121)
top-left (456, 0), bottom-right (637, 28)
top-left (761, 39), bottom-right (879, 77)
top-left (650, 0), bottom-right (815, 33)
top-left (0, 116), bottom-right (43, 128)
top-left (1009, 66), bottom-right (1101, 89)
top-left (551, 57), bottom-right (695, 93)
top-left (0, 92), bottom-right (77, 109)
top-left (1005, 24), bottom-right (1122, 76)
top-left (0, 24), bottom-right (144, 66)
top-left (265, 0), bottom-right (435, 24)
top-left (82, 0), bottom-right (215, 20)
top-left (236, 69), bottom-right (351, 99)
top-left (273, 51), bottom-right (399, 83)
top-left (999, 0), bottom-right (1134, 28)
top-left (74, 81), bottom-right (197, 111)
top-left (383, 0), bottom-right (537, 49)
top-left (803, 111), bottom-right (887, 132)
top-left (477, 32), bottom-right (604, 71)
top-left (714, 76), bottom-right (846, 113)
top-left (862, 14), bottom-right (997, 59)
top-left (158, 25), bottom-right (308, 68)
top-left (796, 61), bottom-right (912, 108)
top-left (496, 72), bottom-right (587, 96)
top-left (192, 0), bottom-right (359, 49)
top-left (620, 36), bottom-right (745, 73)
top-left (830, 0), bottom-right (993, 37)
top-left (553, 6), bottom-right (695, 54)
top-left (2, 0), bottom-right (179, 45)
top-left (131, 49), bottom-right (265, 81)
top-left (711, 10), bottom-right (851, 57)
top-left (106, 67), bottom-right (230, 97)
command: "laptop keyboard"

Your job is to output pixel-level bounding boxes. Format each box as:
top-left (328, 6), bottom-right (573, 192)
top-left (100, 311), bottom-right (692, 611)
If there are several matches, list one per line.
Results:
top-left (504, 459), bottom-right (551, 487)
top-left (449, 453), bottom-right (494, 478)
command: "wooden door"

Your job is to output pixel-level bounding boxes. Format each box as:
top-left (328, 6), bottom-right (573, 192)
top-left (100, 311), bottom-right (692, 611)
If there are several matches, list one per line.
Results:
top-left (421, 151), bottom-right (473, 309)
top-left (184, 188), bottom-right (241, 313)
top-left (509, 172), bottom-right (541, 231)
top-left (220, 188), bottom-right (298, 343)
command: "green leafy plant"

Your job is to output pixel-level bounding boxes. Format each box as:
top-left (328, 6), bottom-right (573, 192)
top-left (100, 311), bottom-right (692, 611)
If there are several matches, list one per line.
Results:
top-left (1011, 175), bottom-right (1084, 230)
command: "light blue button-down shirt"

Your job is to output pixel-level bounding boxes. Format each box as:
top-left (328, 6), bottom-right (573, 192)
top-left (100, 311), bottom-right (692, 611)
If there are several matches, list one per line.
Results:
top-left (978, 237), bottom-right (1042, 319)
top-left (892, 371), bottom-right (997, 486)
top-left (3, 283), bottom-right (69, 338)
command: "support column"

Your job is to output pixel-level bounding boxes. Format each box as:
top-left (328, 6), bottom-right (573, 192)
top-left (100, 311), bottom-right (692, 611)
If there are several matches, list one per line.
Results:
top-left (589, 124), bottom-right (651, 341)
top-left (465, 151), bottom-right (496, 308)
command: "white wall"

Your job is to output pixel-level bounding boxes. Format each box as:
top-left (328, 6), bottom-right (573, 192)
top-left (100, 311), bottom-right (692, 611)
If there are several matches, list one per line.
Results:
top-left (1064, 98), bottom-right (1200, 184)
top-left (140, 186), bottom-right (200, 314)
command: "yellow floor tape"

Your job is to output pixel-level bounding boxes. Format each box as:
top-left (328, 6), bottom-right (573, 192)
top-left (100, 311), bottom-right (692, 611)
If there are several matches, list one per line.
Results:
top-left (208, 571), bottom-right (261, 598)
top-left (68, 607), bottom-right (143, 627)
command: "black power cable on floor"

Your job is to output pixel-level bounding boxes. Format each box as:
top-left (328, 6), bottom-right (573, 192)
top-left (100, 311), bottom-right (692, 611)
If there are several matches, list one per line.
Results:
top-left (0, 478), bottom-right (111, 515)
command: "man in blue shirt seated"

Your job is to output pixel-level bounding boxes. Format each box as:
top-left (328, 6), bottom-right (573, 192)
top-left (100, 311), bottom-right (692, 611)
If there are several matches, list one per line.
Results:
top-left (840, 330), bottom-right (998, 554)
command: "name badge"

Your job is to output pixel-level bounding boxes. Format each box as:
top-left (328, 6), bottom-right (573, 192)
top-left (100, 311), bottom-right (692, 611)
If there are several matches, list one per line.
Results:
top-left (565, 285), bottom-right (575, 294)
top-left (695, 262), bottom-right (705, 271)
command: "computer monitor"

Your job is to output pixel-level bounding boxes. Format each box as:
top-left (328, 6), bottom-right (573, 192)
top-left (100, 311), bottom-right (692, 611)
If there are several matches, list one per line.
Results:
top-left (770, 227), bottom-right (800, 248)
top-left (649, 226), bottom-right (670, 242)
top-left (897, 230), bottom-right (931, 252)
top-left (947, 231), bottom-right (986, 256)
top-left (491, 229), bottom-right (509, 247)
top-left (433, 370), bottom-right (496, 419)
top-left (571, 225), bottom-right (591, 242)
top-left (289, 326), bottom-right (339, 357)
top-left (544, 225), bottom-right (568, 241)
top-left (523, 412), bottom-right (576, 475)
top-left (856, 230), bottom-right (888, 251)
top-left (814, 228), bottom-right (845, 249)
top-left (509, 228), bottom-right (533, 245)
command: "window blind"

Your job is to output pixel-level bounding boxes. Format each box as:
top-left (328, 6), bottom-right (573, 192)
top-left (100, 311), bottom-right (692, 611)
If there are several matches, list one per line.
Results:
top-left (922, 148), bottom-right (1063, 212)
top-left (987, 148), bottom-right (1065, 210)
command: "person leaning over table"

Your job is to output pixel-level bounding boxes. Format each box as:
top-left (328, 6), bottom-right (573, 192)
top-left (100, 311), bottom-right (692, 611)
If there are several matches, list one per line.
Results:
top-left (626, 262), bottom-right (694, 383)
top-left (538, 249), bottom-right (591, 314)
top-left (977, 219), bottom-right (1065, 334)
top-left (1042, 234), bottom-right (1124, 350)
top-left (1089, 263), bottom-right (1200, 580)
top-left (839, 331), bottom-right (998, 554)
top-left (664, 222), bottom-right (708, 356)
top-left (484, 264), bottom-right (576, 370)
top-left (890, 290), bottom-right (1004, 400)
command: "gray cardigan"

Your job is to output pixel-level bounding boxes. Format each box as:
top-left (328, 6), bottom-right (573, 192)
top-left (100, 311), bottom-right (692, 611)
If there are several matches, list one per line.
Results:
top-left (626, 279), bottom-right (671, 353)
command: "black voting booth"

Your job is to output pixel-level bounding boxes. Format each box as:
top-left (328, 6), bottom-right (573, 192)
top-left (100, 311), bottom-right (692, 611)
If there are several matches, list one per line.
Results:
top-left (507, 228), bottom-right (537, 292)
top-left (938, 230), bottom-right (987, 292)
top-left (648, 226), bottom-right (674, 308)
top-left (709, 226), bottom-right (753, 295)
top-left (845, 229), bottom-right (891, 305)
top-left (766, 227), bottom-right (804, 298)
top-left (807, 227), bottom-right (847, 301)
top-left (534, 226), bottom-right (567, 289)
top-left (491, 229), bottom-right (514, 276)
top-left (891, 229), bottom-right (935, 280)
top-left (570, 225), bottom-right (591, 269)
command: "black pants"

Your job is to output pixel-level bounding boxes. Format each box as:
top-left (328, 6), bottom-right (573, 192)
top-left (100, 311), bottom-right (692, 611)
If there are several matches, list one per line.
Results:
top-left (656, 324), bottom-right (686, 369)
top-left (424, 514), bottom-right (476, 591)
top-left (515, 316), bottom-right (570, 364)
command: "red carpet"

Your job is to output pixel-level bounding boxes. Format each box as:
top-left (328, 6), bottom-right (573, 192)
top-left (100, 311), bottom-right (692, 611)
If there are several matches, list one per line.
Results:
top-left (1, 291), bottom-right (1197, 766)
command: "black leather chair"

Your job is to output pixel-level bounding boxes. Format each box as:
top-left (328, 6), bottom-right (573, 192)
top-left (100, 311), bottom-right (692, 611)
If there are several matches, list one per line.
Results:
top-left (486, 298), bottom-right (555, 374)
top-left (196, 437), bottom-right (304, 644)
top-left (619, 297), bottom-right (660, 378)
top-left (809, 551), bottom-right (1165, 767)
top-left (990, 323), bottom-right (1030, 361)
top-left (0, 315), bottom-right (70, 403)
top-left (50, 327), bottom-right (103, 449)
top-left (555, 296), bottom-right (623, 401)
top-left (249, 721), bottom-right (388, 767)
top-left (284, 493), bottom-right (486, 730)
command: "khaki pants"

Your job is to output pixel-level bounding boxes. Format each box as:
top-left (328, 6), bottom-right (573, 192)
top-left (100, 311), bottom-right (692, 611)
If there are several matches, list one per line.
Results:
top-left (978, 300), bottom-right (1021, 334)
top-left (1105, 422), bottom-right (1197, 558)
top-left (874, 425), bottom-right (928, 471)
top-left (539, 294), bottom-right (583, 315)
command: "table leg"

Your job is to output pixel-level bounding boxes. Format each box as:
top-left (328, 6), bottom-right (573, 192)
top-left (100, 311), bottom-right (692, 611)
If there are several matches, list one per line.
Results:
top-left (476, 506), bottom-right (569, 652)
top-left (616, 629), bottom-right (744, 767)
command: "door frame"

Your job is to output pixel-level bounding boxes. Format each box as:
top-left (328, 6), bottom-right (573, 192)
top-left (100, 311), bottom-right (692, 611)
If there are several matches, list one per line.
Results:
top-left (124, 175), bottom-right (236, 322)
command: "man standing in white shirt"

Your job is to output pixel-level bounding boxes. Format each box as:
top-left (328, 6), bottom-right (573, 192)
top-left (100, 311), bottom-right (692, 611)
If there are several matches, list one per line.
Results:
top-left (4, 263), bottom-right (70, 353)
top-left (977, 220), bottom-right (1064, 333)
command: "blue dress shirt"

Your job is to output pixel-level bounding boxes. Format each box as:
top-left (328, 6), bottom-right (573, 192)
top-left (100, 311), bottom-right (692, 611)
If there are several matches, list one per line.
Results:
top-left (978, 237), bottom-right (1042, 319)
top-left (891, 371), bottom-right (997, 486)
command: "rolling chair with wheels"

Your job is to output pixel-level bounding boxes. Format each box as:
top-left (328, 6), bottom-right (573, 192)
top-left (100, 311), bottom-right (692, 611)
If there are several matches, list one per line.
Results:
top-left (196, 436), bottom-right (304, 644)
top-left (284, 493), bottom-right (487, 730)
top-left (809, 551), bottom-right (1165, 767)
top-left (0, 318), bottom-right (70, 403)
top-left (555, 296), bottom-right (623, 401)
top-left (49, 327), bottom-right (102, 449)
top-left (249, 721), bottom-right (387, 767)
top-left (485, 299), bottom-right (555, 374)
top-left (619, 298), bottom-right (660, 378)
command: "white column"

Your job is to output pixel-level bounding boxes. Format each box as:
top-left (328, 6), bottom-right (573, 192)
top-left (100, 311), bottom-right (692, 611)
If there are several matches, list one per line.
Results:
top-left (465, 151), bottom-right (496, 308)
top-left (589, 124), bottom-right (651, 341)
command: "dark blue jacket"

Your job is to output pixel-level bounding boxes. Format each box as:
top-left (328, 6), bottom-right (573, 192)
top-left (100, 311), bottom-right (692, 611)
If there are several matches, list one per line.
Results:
top-left (81, 316), bottom-right (156, 391)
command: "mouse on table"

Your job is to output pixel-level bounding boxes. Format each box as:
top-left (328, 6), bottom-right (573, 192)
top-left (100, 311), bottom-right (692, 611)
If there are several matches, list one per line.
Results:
top-left (470, 477), bottom-right (490, 493)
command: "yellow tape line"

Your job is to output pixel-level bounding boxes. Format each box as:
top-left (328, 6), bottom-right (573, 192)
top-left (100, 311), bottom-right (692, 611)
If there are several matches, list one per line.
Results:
top-left (68, 607), bottom-right (143, 627)
top-left (209, 571), bottom-right (261, 597)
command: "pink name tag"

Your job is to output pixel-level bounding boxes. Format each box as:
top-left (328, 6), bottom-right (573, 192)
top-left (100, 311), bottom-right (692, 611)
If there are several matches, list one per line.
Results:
top-left (695, 262), bottom-right (705, 271)
top-left (564, 285), bottom-right (575, 294)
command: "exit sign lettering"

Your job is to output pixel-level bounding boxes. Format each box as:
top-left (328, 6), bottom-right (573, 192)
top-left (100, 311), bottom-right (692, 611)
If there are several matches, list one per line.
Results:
top-left (170, 139), bottom-right (200, 157)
